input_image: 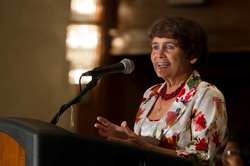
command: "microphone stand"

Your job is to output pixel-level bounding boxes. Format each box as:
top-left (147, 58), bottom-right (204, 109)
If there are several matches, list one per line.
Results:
top-left (50, 76), bottom-right (101, 125)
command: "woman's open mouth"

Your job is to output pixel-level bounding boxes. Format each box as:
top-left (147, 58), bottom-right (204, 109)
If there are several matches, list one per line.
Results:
top-left (157, 63), bottom-right (171, 67)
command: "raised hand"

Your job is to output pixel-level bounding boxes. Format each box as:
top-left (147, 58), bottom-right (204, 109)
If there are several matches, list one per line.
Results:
top-left (94, 116), bottom-right (152, 150)
top-left (108, 121), bottom-right (151, 149)
top-left (94, 116), bottom-right (128, 140)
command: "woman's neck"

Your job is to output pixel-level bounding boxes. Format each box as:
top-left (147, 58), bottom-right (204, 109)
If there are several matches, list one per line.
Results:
top-left (163, 71), bottom-right (191, 94)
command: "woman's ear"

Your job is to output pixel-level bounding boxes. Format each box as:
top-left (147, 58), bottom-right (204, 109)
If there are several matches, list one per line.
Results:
top-left (190, 58), bottom-right (198, 64)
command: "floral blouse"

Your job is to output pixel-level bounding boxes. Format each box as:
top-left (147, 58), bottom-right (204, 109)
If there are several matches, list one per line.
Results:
top-left (133, 71), bottom-right (228, 166)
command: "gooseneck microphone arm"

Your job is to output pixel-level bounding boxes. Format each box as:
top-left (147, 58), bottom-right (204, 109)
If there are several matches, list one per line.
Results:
top-left (50, 58), bottom-right (135, 125)
top-left (50, 77), bottom-right (100, 125)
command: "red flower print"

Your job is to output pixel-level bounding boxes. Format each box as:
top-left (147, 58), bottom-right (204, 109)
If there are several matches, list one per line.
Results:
top-left (177, 88), bottom-right (186, 98)
top-left (193, 112), bottom-right (207, 132)
top-left (159, 135), bottom-right (177, 150)
top-left (213, 97), bottom-right (223, 118)
top-left (164, 111), bottom-right (178, 128)
top-left (195, 137), bottom-right (209, 151)
top-left (135, 107), bottom-right (145, 124)
top-left (179, 153), bottom-right (189, 159)
top-left (140, 98), bottom-right (146, 105)
top-left (212, 130), bottom-right (221, 148)
top-left (184, 89), bottom-right (195, 101)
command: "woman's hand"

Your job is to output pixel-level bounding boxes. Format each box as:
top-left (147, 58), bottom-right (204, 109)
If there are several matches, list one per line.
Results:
top-left (94, 116), bottom-right (177, 154)
top-left (94, 116), bottom-right (152, 150)
top-left (108, 120), bottom-right (152, 149)
top-left (94, 116), bottom-right (129, 140)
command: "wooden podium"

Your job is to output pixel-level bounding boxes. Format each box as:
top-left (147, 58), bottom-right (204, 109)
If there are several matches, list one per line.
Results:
top-left (0, 117), bottom-right (192, 166)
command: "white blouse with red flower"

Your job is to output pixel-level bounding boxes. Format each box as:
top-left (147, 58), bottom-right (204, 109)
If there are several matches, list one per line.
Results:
top-left (133, 70), bottom-right (228, 166)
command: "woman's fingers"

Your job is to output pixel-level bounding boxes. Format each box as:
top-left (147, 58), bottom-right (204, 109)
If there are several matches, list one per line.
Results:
top-left (97, 116), bottom-right (110, 126)
top-left (96, 119), bottom-right (148, 149)
top-left (95, 117), bottom-right (129, 140)
top-left (94, 123), bottom-right (108, 132)
top-left (96, 116), bottom-right (106, 122)
top-left (121, 121), bottom-right (134, 137)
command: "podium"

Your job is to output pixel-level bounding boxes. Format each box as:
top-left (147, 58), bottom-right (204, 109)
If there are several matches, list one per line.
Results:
top-left (0, 117), bottom-right (192, 166)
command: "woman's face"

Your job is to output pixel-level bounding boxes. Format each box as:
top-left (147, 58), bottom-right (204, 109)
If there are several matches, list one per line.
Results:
top-left (150, 37), bottom-right (195, 82)
top-left (223, 141), bottom-right (246, 166)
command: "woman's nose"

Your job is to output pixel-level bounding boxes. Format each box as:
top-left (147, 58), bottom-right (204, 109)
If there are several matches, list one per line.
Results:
top-left (157, 48), bottom-right (165, 58)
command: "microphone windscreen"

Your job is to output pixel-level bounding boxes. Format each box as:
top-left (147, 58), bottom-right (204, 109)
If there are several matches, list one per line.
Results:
top-left (121, 59), bottom-right (135, 74)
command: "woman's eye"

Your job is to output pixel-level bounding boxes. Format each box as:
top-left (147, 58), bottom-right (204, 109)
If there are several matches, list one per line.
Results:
top-left (167, 45), bottom-right (175, 50)
top-left (152, 45), bottom-right (159, 50)
top-left (226, 150), bottom-right (237, 157)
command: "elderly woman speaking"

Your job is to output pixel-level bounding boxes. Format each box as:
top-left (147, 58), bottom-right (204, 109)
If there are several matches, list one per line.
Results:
top-left (94, 16), bottom-right (228, 166)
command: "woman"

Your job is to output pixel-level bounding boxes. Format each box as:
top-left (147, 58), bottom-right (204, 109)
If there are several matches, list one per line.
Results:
top-left (223, 126), bottom-right (250, 166)
top-left (94, 16), bottom-right (228, 166)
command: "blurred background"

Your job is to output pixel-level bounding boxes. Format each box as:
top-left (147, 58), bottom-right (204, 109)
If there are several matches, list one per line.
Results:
top-left (0, 0), bottom-right (249, 138)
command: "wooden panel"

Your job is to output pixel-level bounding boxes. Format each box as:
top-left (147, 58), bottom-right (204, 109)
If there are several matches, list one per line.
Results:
top-left (0, 132), bottom-right (25, 166)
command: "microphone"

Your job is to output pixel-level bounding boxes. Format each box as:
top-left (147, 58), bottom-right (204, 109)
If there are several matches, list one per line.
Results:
top-left (81, 59), bottom-right (135, 77)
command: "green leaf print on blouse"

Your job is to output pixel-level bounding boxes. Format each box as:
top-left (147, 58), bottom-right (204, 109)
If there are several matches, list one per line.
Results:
top-left (153, 128), bottom-right (157, 138)
top-left (187, 75), bottom-right (201, 89)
